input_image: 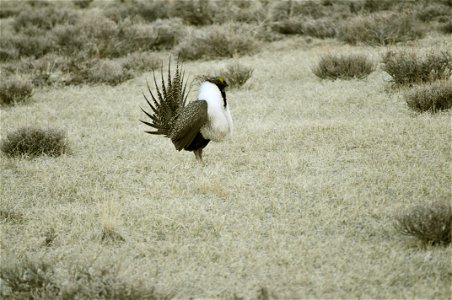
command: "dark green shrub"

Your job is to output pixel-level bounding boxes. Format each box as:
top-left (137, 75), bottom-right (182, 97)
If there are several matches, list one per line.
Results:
top-left (1, 33), bottom-right (54, 59)
top-left (312, 54), bottom-right (375, 80)
top-left (0, 77), bottom-right (33, 105)
top-left (395, 202), bottom-right (451, 244)
top-left (1, 127), bottom-right (68, 157)
top-left (176, 24), bottom-right (260, 61)
top-left (222, 62), bottom-right (254, 88)
top-left (338, 12), bottom-right (424, 45)
top-left (382, 50), bottom-right (451, 86)
top-left (405, 81), bottom-right (452, 113)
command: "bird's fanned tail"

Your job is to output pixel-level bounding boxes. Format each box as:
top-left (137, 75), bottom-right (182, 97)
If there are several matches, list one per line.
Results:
top-left (140, 59), bottom-right (190, 137)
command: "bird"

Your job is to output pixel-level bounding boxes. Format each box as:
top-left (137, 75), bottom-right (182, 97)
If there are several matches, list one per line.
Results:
top-left (140, 60), bottom-right (233, 163)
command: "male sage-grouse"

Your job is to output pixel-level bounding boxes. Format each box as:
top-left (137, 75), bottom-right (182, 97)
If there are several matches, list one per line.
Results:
top-left (140, 60), bottom-right (233, 163)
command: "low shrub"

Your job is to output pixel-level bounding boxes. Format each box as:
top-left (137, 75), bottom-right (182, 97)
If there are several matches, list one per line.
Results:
top-left (395, 202), bottom-right (451, 244)
top-left (1, 256), bottom-right (171, 299)
top-left (1, 127), bottom-right (68, 157)
top-left (73, 0), bottom-right (93, 9)
top-left (303, 18), bottom-right (336, 38)
top-left (13, 6), bottom-right (78, 31)
top-left (169, 0), bottom-right (213, 26)
top-left (438, 20), bottom-right (452, 34)
top-left (0, 77), bottom-right (33, 106)
top-left (271, 18), bottom-right (304, 35)
top-left (338, 12), bottom-right (424, 45)
top-left (222, 61), bottom-right (254, 88)
top-left (122, 52), bottom-right (160, 73)
top-left (405, 81), bottom-right (452, 113)
top-left (86, 59), bottom-right (133, 86)
top-left (312, 54), bottom-right (375, 80)
top-left (176, 24), bottom-right (260, 61)
top-left (382, 50), bottom-right (452, 86)
top-left (416, 3), bottom-right (451, 22)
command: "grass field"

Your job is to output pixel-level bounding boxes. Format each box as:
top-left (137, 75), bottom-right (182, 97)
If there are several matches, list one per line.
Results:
top-left (1, 24), bottom-right (451, 300)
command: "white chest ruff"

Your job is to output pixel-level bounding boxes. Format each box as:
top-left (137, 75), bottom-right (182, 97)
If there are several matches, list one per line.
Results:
top-left (197, 82), bottom-right (233, 142)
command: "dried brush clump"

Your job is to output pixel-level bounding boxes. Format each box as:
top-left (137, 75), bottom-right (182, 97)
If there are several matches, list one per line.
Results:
top-left (395, 202), bottom-right (451, 245)
top-left (222, 62), bottom-right (254, 88)
top-left (1, 127), bottom-right (68, 157)
top-left (176, 24), bottom-right (260, 61)
top-left (338, 12), bottom-right (424, 45)
top-left (312, 54), bottom-right (375, 80)
top-left (0, 77), bottom-right (33, 106)
top-left (382, 50), bottom-right (452, 86)
top-left (0, 256), bottom-right (171, 299)
top-left (405, 81), bottom-right (452, 113)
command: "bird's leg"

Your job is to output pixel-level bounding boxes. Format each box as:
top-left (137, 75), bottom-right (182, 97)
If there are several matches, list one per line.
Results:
top-left (194, 149), bottom-right (203, 164)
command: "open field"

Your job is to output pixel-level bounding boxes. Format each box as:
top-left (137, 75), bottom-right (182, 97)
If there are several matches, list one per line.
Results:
top-left (2, 35), bottom-right (451, 298)
top-left (1, 0), bottom-right (451, 299)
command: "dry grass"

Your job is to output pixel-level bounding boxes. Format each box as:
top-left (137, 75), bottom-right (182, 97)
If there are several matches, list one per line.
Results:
top-left (0, 28), bottom-right (451, 300)
top-left (312, 54), bottom-right (375, 80)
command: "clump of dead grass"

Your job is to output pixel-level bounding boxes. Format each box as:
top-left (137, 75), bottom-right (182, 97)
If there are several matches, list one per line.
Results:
top-left (405, 81), bottom-right (452, 113)
top-left (0, 77), bottom-right (33, 106)
top-left (1, 127), bottom-right (68, 158)
top-left (0, 256), bottom-right (170, 299)
top-left (382, 50), bottom-right (452, 86)
top-left (395, 202), bottom-right (451, 245)
top-left (222, 61), bottom-right (254, 88)
top-left (312, 54), bottom-right (375, 80)
top-left (176, 24), bottom-right (260, 61)
top-left (338, 12), bottom-right (424, 45)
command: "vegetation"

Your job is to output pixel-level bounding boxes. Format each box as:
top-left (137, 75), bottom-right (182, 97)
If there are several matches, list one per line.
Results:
top-left (1, 1), bottom-right (451, 298)
top-left (395, 202), bottom-right (451, 244)
top-left (0, 77), bottom-right (33, 105)
top-left (382, 50), bottom-right (452, 86)
top-left (338, 12), bottom-right (424, 45)
top-left (1, 127), bottom-right (68, 157)
top-left (405, 81), bottom-right (452, 113)
top-left (312, 54), bottom-right (375, 80)
top-left (222, 61), bottom-right (254, 88)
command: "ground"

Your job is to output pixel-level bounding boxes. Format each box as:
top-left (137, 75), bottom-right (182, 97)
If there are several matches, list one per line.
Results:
top-left (1, 35), bottom-right (451, 298)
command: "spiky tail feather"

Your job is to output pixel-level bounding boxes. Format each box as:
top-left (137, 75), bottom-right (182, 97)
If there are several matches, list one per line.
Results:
top-left (140, 59), bottom-right (190, 137)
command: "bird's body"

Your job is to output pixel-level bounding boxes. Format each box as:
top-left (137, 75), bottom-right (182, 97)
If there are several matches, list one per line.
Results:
top-left (141, 61), bottom-right (232, 162)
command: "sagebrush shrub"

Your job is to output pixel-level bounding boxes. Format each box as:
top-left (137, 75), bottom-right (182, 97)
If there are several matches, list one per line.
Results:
top-left (338, 12), bottom-right (424, 45)
top-left (73, 0), bottom-right (93, 9)
top-left (86, 59), bottom-right (132, 86)
top-left (0, 77), bottom-right (33, 105)
top-left (13, 6), bottom-right (78, 31)
top-left (122, 52), bottom-right (160, 73)
top-left (416, 3), bottom-right (451, 22)
top-left (222, 62), bottom-right (254, 88)
top-left (438, 20), bottom-right (452, 34)
top-left (395, 202), bottom-right (451, 244)
top-left (176, 24), bottom-right (260, 61)
top-left (1, 127), bottom-right (68, 157)
top-left (1, 256), bottom-right (169, 299)
top-left (312, 54), bottom-right (375, 80)
top-left (382, 50), bottom-right (452, 86)
top-left (303, 18), bottom-right (337, 39)
top-left (405, 81), bottom-right (452, 113)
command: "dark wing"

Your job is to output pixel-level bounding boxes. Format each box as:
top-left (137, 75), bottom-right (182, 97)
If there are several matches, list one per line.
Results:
top-left (170, 100), bottom-right (208, 151)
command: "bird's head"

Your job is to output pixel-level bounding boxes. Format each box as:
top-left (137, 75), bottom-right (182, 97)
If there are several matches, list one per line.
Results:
top-left (206, 76), bottom-right (229, 92)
